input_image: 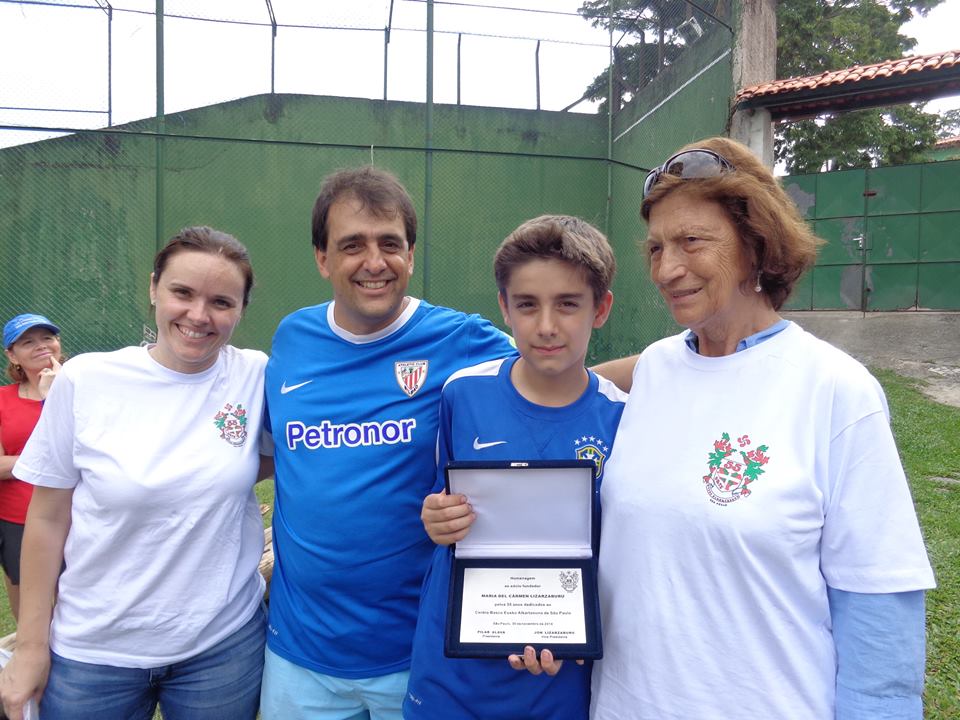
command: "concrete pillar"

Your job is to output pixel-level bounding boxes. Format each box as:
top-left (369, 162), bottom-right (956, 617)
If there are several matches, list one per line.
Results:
top-left (729, 0), bottom-right (776, 167)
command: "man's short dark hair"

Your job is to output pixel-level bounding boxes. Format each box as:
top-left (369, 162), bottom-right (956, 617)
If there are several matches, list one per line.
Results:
top-left (311, 166), bottom-right (418, 251)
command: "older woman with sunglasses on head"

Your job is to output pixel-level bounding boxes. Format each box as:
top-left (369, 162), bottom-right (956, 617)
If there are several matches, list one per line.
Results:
top-left (517, 137), bottom-right (935, 720)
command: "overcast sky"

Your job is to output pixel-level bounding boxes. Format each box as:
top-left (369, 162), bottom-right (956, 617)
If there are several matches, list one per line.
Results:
top-left (902, 0), bottom-right (960, 115)
top-left (0, 0), bottom-right (611, 147)
top-left (0, 0), bottom-right (957, 149)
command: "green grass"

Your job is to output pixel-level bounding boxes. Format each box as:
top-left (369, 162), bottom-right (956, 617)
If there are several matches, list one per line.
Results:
top-left (3, 384), bottom-right (960, 717)
top-left (873, 369), bottom-right (960, 717)
top-left (256, 477), bottom-right (275, 527)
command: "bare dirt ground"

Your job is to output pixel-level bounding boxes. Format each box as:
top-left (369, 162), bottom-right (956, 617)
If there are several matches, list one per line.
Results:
top-left (783, 312), bottom-right (960, 408)
top-left (882, 360), bottom-right (960, 408)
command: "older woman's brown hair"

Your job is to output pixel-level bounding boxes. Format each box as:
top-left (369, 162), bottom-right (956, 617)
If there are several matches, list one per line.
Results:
top-left (640, 137), bottom-right (823, 310)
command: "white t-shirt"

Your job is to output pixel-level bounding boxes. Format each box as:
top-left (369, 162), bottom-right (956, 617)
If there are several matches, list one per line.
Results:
top-left (15, 345), bottom-right (267, 668)
top-left (591, 322), bottom-right (935, 720)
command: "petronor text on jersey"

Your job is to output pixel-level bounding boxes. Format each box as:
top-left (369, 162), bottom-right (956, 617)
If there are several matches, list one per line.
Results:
top-left (286, 418), bottom-right (417, 450)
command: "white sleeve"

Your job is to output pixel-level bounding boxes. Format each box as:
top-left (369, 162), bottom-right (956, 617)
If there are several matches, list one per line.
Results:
top-left (820, 408), bottom-right (935, 593)
top-left (13, 364), bottom-right (81, 489)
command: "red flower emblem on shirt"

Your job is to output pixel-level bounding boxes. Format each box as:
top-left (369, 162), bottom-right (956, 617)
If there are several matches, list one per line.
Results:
top-left (703, 432), bottom-right (771, 506)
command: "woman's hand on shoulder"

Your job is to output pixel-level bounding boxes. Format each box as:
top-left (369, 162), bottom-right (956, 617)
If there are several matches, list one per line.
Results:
top-left (0, 641), bottom-right (50, 720)
top-left (421, 490), bottom-right (475, 545)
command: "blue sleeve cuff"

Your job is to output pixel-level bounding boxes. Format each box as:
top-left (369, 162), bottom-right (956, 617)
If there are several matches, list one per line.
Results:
top-left (828, 587), bottom-right (926, 720)
top-left (835, 684), bottom-right (922, 720)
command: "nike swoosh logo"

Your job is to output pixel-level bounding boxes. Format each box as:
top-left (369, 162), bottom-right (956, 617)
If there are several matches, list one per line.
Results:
top-left (280, 380), bottom-right (313, 395)
top-left (473, 437), bottom-right (507, 450)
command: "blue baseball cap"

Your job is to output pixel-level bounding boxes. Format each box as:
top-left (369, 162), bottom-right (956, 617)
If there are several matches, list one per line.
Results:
top-left (4, 314), bottom-right (60, 349)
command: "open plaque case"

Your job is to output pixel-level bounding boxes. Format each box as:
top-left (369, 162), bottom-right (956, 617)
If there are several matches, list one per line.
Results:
top-left (443, 460), bottom-right (602, 660)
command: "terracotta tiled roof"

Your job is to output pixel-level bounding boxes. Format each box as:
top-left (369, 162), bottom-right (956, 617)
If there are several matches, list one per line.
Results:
top-left (735, 50), bottom-right (960, 119)
top-left (935, 134), bottom-right (960, 149)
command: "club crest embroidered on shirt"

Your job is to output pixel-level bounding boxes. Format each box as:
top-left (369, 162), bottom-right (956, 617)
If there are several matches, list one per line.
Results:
top-left (559, 570), bottom-right (580, 593)
top-left (703, 432), bottom-right (770, 506)
top-left (213, 402), bottom-right (248, 447)
top-left (395, 360), bottom-right (428, 398)
top-left (574, 435), bottom-right (609, 478)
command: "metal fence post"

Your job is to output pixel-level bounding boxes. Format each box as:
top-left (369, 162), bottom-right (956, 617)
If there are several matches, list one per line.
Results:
top-left (605, 0), bottom-right (614, 236)
top-left (535, 40), bottom-right (541, 111)
top-left (424, 0), bottom-right (434, 298)
top-left (155, 0), bottom-right (165, 253)
top-left (266, 0), bottom-right (277, 94)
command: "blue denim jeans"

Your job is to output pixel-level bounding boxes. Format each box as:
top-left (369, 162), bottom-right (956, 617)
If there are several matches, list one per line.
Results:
top-left (40, 603), bottom-right (266, 720)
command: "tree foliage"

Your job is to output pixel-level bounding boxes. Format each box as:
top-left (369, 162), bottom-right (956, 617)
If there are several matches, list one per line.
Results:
top-left (777, 105), bottom-right (939, 172)
top-left (577, 0), bottom-right (699, 113)
top-left (578, 0), bottom-right (950, 172)
top-left (775, 0), bottom-right (943, 173)
top-left (936, 108), bottom-right (960, 139)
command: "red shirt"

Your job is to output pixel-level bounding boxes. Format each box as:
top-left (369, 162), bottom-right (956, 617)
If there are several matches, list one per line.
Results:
top-left (0, 383), bottom-right (42, 523)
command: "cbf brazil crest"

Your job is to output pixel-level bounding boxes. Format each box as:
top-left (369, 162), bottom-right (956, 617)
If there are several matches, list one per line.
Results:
top-left (574, 435), bottom-right (610, 478)
top-left (395, 360), bottom-right (428, 397)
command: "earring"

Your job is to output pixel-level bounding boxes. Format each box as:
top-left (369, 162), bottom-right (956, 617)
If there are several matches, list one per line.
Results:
top-left (14, 364), bottom-right (22, 372)
top-left (754, 272), bottom-right (762, 293)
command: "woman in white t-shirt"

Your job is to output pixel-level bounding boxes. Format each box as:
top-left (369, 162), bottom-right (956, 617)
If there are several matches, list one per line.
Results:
top-left (0, 226), bottom-right (272, 720)
top-left (515, 138), bottom-right (935, 720)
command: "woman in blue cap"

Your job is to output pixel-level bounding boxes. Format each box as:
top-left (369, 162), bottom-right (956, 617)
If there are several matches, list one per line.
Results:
top-left (0, 313), bottom-right (63, 623)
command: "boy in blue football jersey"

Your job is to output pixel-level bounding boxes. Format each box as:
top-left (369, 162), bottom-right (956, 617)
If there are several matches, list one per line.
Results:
top-left (403, 215), bottom-right (627, 719)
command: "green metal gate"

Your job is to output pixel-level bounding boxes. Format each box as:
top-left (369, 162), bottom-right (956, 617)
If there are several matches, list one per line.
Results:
top-left (783, 159), bottom-right (960, 311)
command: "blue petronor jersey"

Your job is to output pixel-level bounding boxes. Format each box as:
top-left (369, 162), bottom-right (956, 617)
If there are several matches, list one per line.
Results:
top-left (265, 298), bottom-right (515, 679)
top-left (404, 356), bottom-right (627, 720)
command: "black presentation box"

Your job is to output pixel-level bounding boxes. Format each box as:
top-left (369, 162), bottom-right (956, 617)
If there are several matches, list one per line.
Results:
top-left (443, 460), bottom-right (602, 660)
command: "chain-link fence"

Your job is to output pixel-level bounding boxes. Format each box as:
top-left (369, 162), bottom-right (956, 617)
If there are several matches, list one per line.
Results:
top-left (1, 0), bottom-right (735, 361)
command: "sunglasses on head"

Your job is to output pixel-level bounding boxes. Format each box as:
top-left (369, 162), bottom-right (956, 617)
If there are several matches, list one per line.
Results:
top-left (642, 149), bottom-right (735, 198)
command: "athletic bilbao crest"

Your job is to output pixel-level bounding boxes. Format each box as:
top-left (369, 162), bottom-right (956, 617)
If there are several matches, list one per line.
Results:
top-left (213, 402), bottom-right (248, 447)
top-left (395, 360), bottom-right (428, 398)
top-left (703, 432), bottom-right (771, 506)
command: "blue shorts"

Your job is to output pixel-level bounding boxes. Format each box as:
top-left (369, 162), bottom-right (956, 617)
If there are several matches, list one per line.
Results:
top-left (40, 604), bottom-right (266, 720)
top-left (260, 646), bottom-right (408, 720)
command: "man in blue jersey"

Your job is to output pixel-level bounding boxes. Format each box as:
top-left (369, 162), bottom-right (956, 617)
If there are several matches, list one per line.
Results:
top-left (260, 167), bottom-right (517, 720)
top-left (405, 215), bottom-right (627, 719)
